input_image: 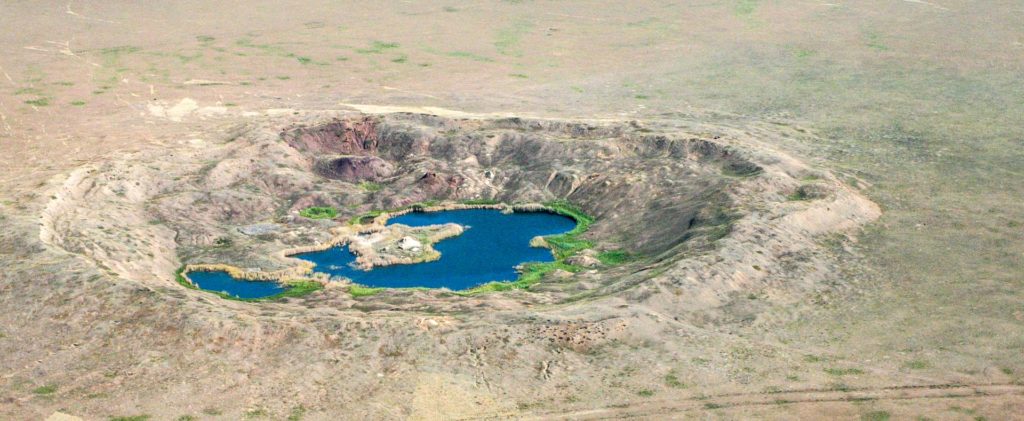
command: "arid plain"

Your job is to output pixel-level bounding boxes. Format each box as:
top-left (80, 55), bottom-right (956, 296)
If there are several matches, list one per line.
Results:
top-left (1, 1), bottom-right (1023, 420)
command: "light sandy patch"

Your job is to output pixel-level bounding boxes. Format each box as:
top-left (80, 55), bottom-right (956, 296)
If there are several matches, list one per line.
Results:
top-left (147, 98), bottom-right (199, 122)
top-left (408, 372), bottom-right (513, 420)
top-left (45, 412), bottom-right (83, 421)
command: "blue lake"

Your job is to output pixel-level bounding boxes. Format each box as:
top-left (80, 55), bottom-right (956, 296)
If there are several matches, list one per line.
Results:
top-left (294, 209), bottom-right (577, 290)
top-left (185, 270), bottom-right (288, 299)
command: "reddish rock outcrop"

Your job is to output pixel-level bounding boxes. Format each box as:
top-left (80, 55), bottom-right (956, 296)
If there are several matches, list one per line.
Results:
top-left (284, 117), bottom-right (379, 155)
top-left (417, 172), bottom-right (463, 196)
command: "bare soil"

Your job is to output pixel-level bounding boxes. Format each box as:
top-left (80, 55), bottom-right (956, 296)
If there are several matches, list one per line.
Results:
top-left (1, 1), bottom-right (1022, 420)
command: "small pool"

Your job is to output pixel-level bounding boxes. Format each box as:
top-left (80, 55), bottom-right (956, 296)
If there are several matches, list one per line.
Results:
top-left (294, 209), bottom-right (577, 290)
top-left (185, 271), bottom-right (287, 299)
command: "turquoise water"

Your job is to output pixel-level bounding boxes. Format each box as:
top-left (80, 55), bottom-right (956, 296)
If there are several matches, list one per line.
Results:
top-left (293, 209), bottom-right (577, 290)
top-left (185, 271), bottom-right (287, 299)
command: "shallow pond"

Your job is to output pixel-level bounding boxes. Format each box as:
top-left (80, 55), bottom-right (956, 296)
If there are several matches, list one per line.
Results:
top-left (294, 209), bottom-right (577, 290)
top-left (185, 270), bottom-right (288, 299)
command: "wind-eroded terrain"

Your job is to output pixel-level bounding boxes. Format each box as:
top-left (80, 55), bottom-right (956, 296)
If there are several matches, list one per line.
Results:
top-left (1, 1), bottom-right (1022, 420)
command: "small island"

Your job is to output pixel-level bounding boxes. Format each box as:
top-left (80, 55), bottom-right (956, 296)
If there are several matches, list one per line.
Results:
top-left (345, 221), bottom-right (465, 270)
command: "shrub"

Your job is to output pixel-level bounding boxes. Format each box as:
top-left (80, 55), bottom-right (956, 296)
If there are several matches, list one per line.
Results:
top-left (299, 206), bottom-right (338, 219)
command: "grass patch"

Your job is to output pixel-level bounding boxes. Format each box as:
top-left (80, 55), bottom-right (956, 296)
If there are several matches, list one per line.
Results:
top-left (444, 51), bottom-right (494, 62)
top-left (356, 41), bottom-right (400, 54)
top-left (349, 209), bottom-right (386, 225)
top-left (349, 284), bottom-right (384, 297)
top-left (71, 100), bottom-right (86, 106)
top-left (906, 359), bottom-right (929, 369)
top-left (24, 98), bottom-right (50, 106)
top-left (793, 48), bottom-right (817, 58)
top-left (637, 389), bottom-right (655, 397)
top-left (174, 52), bottom-right (203, 63)
top-left (357, 181), bottom-right (383, 192)
top-left (597, 250), bottom-right (633, 265)
top-left (494, 20), bottom-right (532, 56)
top-left (860, 410), bottom-right (890, 421)
top-left (97, 45), bottom-right (141, 67)
top-left (235, 38), bottom-right (296, 58)
top-left (287, 405), bottom-right (306, 421)
top-left (32, 384), bottom-right (57, 395)
top-left (299, 206), bottom-right (338, 219)
top-left (457, 261), bottom-right (581, 295)
top-left (539, 200), bottom-right (595, 259)
top-left (664, 371), bottom-right (686, 388)
top-left (518, 261), bottom-right (581, 285)
top-left (109, 416), bottom-right (150, 421)
top-left (14, 87), bottom-right (43, 95)
top-left (460, 198), bottom-right (501, 205)
top-left (865, 31), bottom-right (890, 51)
top-left (458, 281), bottom-right (520, 295)
top-left (734, 0), bottom-right (759, 16)
top-left (273, 280), bottom-right (324, 299)
top-left (824, 367), bottom-right (865, 376)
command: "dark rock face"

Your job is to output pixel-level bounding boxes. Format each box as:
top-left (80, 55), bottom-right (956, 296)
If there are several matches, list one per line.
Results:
top-left (314, 156), bottom-right (394, 182)
top-left (283, 117), bottom-right (379, 155)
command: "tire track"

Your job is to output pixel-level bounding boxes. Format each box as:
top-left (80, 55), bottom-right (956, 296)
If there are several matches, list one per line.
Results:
top-left (459, 382), bottom-right (1024, 420)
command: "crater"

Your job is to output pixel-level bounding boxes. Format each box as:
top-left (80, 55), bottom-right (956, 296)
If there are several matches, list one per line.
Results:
top-left (40, 109), bottom-right (879, 316)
